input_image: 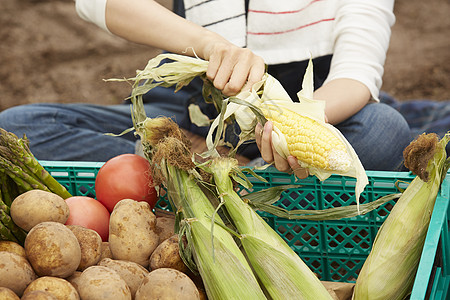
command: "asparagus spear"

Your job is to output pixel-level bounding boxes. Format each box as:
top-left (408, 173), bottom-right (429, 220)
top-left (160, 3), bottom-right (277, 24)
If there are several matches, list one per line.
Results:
top-left (0, 156), bottom-right (50, 192)
top-left (0, 146), bottom-right (43, 183)
top-left (0, 219), bottom-right (18, 242)
top-left (0, 172), bottom-right (18, 207)
top-left (0, 179), bottom-right (19, 243)
top-left (0, 206), bottom-right (26, 244)
top-left (0, 129), bottom-right (71, 199)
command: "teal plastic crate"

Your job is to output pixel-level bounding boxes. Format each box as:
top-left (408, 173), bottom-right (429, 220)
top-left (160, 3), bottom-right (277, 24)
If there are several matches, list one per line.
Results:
top-left (40, 161), bottom-right (449, 300)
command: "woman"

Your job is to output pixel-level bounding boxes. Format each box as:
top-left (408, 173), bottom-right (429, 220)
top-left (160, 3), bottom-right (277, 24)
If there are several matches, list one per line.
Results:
top-left (0, 0), bottom-right (421, 175)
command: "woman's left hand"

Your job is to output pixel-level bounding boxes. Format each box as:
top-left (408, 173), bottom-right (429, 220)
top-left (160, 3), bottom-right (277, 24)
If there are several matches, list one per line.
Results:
top-left (255, 121), bottom-right (309, 179)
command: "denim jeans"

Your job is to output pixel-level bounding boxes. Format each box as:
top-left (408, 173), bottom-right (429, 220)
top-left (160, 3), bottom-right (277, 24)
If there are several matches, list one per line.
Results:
top-left (380, 92), bottom-right (450, 139)
top-left (0, 90), bottom-right (412, 171)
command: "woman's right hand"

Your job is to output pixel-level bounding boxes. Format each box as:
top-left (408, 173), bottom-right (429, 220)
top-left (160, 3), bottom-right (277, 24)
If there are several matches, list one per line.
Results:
top-left (201, 38), bottom-right (265, 96)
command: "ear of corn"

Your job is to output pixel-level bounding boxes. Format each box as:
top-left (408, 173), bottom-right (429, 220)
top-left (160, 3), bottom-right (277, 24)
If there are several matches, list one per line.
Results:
top-left (209, 157), bottom-right (333, 300)
top-left (261, 105), bottom-right (352, 172)
top-left (111, 53), bottom-right (368, 207)
top-left (151, 136), bottom-right (267, 300)
top-left (187, 219), bottom-right (267, 300)
top-left (206, 59), bottom-right (368, 206)
top-left (353, 133), bottom-right (450, 300)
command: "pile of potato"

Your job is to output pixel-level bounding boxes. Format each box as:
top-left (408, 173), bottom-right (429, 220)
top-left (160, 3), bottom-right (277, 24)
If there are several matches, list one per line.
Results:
top-left (0, 190), bottom-right (206, 300)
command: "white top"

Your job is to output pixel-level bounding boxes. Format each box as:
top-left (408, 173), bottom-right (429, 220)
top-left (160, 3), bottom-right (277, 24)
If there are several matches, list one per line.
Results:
top-left (74, 0), bottom-right (108, 32)
top-left (74, 0), bottom-right (395, 100)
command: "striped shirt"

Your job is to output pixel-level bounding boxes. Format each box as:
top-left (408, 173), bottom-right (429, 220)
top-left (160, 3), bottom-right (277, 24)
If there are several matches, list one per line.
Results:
top-left (74, 0), bottom-right (395, 100)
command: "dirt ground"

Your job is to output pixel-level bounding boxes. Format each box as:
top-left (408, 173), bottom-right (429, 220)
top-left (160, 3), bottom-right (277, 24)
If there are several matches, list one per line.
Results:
top-left (1, 0), bottom-right (449, 112)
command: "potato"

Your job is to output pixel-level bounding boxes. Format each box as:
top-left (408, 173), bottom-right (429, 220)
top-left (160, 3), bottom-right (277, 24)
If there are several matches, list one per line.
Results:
top-left (149, 234), bottom-right (188, 273)
top-left (0, 252), bottom-right (36, 296)
top-left (0, 287), bottom-right (20, 300)
top-left (65, 271), bottom-right (82, 292)
top-left (77, 266), bottom-right (131, 300)
top-left (109, 199), bottom-right (159, 267)
top-left (135, 268), bottom-right (200, 300)
top-left (23, 277), bottom-right (79, 300)
top-left (25, 222), bottom-right (81, 278)
top-left (0, 240), bottom-right (26, 258)
top-left (66, 225), bottom-right (102, 271)
top-left (155, 217), bottom-right (175, 244)
top-left (99, 242), bottom-right (113, 261)
top-left (10, 189), bottom-right (69, 232)
top-left (97, 258), bottom-right (149, 298)
top-left (21, 291), bottom-right (58, 300)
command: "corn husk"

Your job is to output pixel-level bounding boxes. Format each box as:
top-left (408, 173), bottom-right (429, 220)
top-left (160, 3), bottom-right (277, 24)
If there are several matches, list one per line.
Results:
top-left (206, 59), bottom-right (368, 208)
top-left (353, 132), bottom-right (450, 300)
top-left (132, 114), bottom-right (267, 300)
top-left (160, 158), bottom-right (267, 300)
top-left (208, 157), bottom-right (333, 300)
top-left (109, 53), bottom-right (368, 210)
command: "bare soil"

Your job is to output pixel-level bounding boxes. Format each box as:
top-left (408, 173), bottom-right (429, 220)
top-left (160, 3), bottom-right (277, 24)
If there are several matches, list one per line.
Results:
top-left (1, 0), bottom-right (449, 115)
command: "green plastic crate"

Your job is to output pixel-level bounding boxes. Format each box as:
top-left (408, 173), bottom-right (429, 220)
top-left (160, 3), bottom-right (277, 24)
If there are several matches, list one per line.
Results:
top-left (40, 160), bottom-right (449, 300)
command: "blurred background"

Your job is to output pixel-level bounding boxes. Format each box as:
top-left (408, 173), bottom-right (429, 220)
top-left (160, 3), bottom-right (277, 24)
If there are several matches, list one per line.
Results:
top-left (1, 0), bottom-right (449, 112)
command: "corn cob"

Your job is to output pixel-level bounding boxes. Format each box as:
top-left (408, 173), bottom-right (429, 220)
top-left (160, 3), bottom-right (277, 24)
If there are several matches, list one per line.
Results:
top-left (261, 105), bottom-right (351, 172)
top-left (206, 58), bottom-right (368, 203)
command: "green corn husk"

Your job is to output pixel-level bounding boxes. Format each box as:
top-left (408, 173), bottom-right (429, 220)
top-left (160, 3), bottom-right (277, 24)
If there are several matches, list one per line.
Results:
top-left (353, 132), bottom-right (450, 300)
top-left (183, 218), bottom-right (266, 300)
top-left (139, 117), bottom-right (267, 300)
top-left (209, 157), bottom-right (333, 300)
top-left (162, 161), bottom-right (267, 300)
top-left (242, 183), bottom-right (401, 221)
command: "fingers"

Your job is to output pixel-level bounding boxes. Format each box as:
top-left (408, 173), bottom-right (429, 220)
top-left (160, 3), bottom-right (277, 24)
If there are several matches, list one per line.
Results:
top-left (259, 121), bottom-right (274, 164)
top-left (255, 122), bottom-right (264, 150)
top-left (206, 45), bottom-right (264, 96)
top-left (242, 62), bottom-right (265, 92)
top-left (206, 47), bottom-right (235, 92)
top-left (287, 156), bottom-right (309, 179)
top-left (255, 121), bottom-right (309, 179)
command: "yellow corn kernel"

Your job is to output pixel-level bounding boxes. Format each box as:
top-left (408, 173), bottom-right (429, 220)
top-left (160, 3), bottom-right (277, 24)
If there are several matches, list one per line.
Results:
top-left (263, 108), bottom-right (351, 172)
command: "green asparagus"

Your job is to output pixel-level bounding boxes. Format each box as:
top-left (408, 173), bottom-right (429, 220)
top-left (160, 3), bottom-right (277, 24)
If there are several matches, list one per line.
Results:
top-left (0, 129), bottom-right (71, 199)
top-left (0, 127), bottom-right (72, 245)
top-left (0, 206), bottom-right (26, 244)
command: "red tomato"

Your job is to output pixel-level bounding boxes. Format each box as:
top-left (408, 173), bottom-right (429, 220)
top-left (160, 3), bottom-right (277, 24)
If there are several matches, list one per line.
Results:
top-left (95, 154), bottom-right (158, 212)
top-left (65, 196), bottom-right (110, 242)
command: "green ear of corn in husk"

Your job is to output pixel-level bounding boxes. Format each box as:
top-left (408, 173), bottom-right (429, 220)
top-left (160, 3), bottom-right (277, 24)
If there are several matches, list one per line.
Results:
top-left (353, 132), bottom-right (450, 300)
top-left (208, 157), bottom-right (333, 300)
top-left (185, 218), bottom-right (267, 300)
top-left (109, 53), bottom-right (368, 210)
top-left (163, 162), bottom-right (267, 300)
top-left (139, 118), bottom-right (267, 300)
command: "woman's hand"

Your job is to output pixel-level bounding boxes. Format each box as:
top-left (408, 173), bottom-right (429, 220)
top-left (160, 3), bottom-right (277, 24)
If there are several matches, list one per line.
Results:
top-left (201, 39), bottom-right (265, 96)
top-left (255, 121), bottom-right (309, 179)
top-left (104, 0), bottom-right (265, 97)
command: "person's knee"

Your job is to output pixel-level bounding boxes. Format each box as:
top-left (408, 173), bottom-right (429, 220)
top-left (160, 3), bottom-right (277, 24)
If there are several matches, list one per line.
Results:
top-left (342, 103), bottom-right (412, 171)
top-left (0, 105), bottom-right (34, 132)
